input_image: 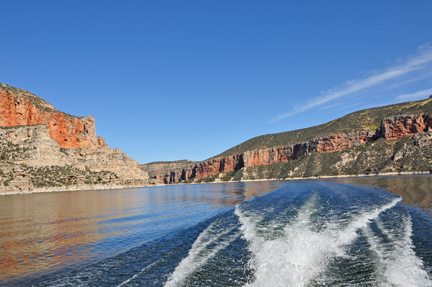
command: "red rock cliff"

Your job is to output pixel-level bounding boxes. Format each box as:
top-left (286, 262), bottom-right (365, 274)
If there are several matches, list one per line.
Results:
top-left (156, 131), bottom-right (375, 184)
top-left (156, 114), bottom-right (432, 184)
top-left (0, 87), bottom-right (100, 149)
top-left (376, 114), bottom-right (432, 139)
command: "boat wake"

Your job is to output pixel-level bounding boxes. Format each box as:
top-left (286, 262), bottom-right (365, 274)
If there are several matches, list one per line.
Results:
top-left (165, 216), bottom-right (241, 286)
top-left (30, 182), bottom-right (432, 287)
top-left (167, 182), bottom-right (432, 286)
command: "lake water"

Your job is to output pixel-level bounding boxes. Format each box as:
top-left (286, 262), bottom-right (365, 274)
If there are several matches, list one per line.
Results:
top-left (1, 176), bottom-right (432, 286)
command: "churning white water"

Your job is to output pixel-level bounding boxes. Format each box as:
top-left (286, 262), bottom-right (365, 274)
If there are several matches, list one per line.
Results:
top-left (23, 181), bottom-right (432, 287)
top-left (233, 191), bottom-right (431, 287)
top-left (165, 219), bottom-right (241, 287)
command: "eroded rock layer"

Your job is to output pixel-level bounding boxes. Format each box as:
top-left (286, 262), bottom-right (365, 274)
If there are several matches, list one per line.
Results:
top-left (156, 114), bottom-right (432, 184)
top-left (0, 125), bottom-right (156, 193)
top-left (0, 84), bottom-right (101, 149)
top-left (0, 83), bottom-right (157, 193)
top-left (376, 114), bottom-right (432, 139)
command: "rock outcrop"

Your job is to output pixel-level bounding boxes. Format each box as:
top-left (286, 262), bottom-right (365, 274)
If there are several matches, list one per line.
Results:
top-left (155, 131), bottom-right (375, 184)
top-left (0, 83), bottom-right (157, 193)
top-left (0, 83), bottom-right (100, 149)
top-left (310, 131), bottom-right (374, 152)
top-left (97, 136), bottom-right (108, 147)
top-left (140, 160), bottom-right (198, 176)
top-left (0, 125), bottom-right (156, 193)
top-left (376, 114), bottom-right (432, 139)
top-left (240, 132), bottom-right (432, 181)
top-left (156, 114), bottom-right (432, 184)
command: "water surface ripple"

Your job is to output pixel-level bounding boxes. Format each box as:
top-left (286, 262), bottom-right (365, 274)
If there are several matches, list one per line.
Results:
top-left (1, 177), bottom-right (432, 286)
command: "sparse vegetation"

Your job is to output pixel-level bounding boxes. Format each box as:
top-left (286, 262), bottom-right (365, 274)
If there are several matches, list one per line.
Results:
top-left (141, 160), bottom-right (199, 176)
top-left (12, 165), bottom-right (114, 188)
top-left (239, 135), bottom-right (432, 180)
top-left (196, 174), bottom-right (219, 183)
top-left (0, 134), bottom-right (117, 189)
top-left (0, 82), bottom-right (83, 118)
top-left (221, 170), bottom-right (236, 181)
top-left (214, 98), bottom-right (432, 158)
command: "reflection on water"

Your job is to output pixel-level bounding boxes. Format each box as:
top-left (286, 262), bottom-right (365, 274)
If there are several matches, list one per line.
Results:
top-left (0, 181), bottom-right (286, 283)
top-left (3, 177), bottom-right (429, 285)
top-left (324, 174), bottom-right (432, 214)
top-left (28, 181), bottom-right (432, 286)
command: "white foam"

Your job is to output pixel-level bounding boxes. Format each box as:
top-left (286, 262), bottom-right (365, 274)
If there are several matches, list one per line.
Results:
top-left (364, 213), bottom-right (432, 287)
top-left (116, 259), bottom-right (161, 287)
top-left (164, 221), bottom-right (240, 287)
top-left (235, 195), bottom-right (404, 287)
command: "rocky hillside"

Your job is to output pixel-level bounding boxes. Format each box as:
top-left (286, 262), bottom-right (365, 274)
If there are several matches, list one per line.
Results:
top-left (155, 110), bottom-right (432, 184)
top-left (140, 160), bottom-right (198, 176)
top-left (0, 82), bottom-right (102, 149)
top-left (216, 97), bottom-right (432, 158)
top-left (0, 83), bottom-right (157, 194)
top-left (236, 131), bottom-right (432, 181)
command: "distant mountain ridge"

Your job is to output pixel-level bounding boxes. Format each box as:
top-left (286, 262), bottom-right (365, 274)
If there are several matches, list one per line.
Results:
top-left (153, 96), bottom-right (432, 184)
top-left (215, 97), bottom-right (432, 158)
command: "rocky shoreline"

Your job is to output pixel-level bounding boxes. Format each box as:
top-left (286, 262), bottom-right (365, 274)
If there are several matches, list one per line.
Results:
top-left (3, 170), bottom-right (430, 196)
top-left (153, 170), bottom-right (432, 186)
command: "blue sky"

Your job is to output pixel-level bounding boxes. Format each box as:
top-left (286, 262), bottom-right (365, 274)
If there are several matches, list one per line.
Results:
top-left (1, 1), bottom-right (432, 164)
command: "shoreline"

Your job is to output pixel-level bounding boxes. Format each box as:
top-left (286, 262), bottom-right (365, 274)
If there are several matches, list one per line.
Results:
top-left (0, 183), bottom-right (161, 196)
top-left (1, 170), bottom-right (430, 195)
top-left (157, 170), bottom-right (432, 186)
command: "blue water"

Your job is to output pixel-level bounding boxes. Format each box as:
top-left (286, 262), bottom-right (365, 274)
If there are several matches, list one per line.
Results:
top-left (1, 179), bottom-right (432, 286)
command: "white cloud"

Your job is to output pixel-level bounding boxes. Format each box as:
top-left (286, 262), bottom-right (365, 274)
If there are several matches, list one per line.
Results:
top-left (396, 88), bottom-right (432, 101)
top-left (271, 44), bottom-right (432, 122)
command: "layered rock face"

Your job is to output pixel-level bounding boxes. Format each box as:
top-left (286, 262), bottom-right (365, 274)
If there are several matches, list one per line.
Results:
top-left (376, 114), bottom-right (432, 139)
top-left (140, 160), bottom-right (198, 176)
top-left (0, 125), bottom-right (155, 193)
top-left (241, 131), bottom-right (432, 181)
top-left (0, 125), bottom-right (150, 179)
top-left (310, 131), bottom-right (374, 152)
top-left (0, 85), bottom-right (100, 149)
top-left (0, 83), bottom-right (156, 193)
top-left (156, 114), bottom-right (432, 184)
top-left (156, 131), bottom-right (376, 184)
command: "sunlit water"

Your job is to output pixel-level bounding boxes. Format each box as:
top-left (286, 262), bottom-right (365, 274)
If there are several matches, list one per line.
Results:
top-left (1, 177), bottom-right (432, 286)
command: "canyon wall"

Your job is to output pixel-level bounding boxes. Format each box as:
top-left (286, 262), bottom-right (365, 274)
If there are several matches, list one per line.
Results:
top-left (0, 84), bottom-right (102, 149)
top-left (376, 114), bottom-right (432, 139)
top-left (140, 160), bottom-right (199, 176)
top-left (0, 125), bottom-right (150, 180)
top-left (156, 114), bottom-right (432, 184)
top-left (0, 125), bottom-right (156, 193)
top-left (156, 131), bottom-right (375, 184)
top-left (0, 83), bottom-right (157, 193)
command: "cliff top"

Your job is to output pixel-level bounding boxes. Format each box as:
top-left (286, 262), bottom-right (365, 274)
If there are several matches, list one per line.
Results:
top-left (214, 97), bottom-right (432, 159)
top-left (0, 82), bottom-right (81, 118)
top-left (141, 160), bottom-right (199, 176)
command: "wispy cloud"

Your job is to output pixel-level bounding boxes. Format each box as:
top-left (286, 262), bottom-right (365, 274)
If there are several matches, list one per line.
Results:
top-left (396, 88), bottom-right (432, 101)
top-left (271, 43), bottom-right (432, 122)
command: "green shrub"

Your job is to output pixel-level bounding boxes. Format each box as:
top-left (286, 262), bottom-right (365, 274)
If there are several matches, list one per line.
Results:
top-left (222, 170), bottom-right (236, 181)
